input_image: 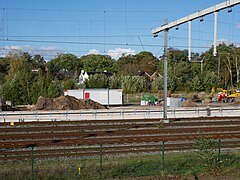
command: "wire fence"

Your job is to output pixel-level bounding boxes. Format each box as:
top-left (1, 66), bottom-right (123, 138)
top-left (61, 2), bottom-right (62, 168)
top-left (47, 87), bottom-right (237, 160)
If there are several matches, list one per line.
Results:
top-left (1, 140), bottom-right (240, 180)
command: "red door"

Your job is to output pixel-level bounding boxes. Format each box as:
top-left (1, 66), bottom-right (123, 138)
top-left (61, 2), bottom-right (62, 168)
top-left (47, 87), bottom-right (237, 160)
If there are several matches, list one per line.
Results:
top-left (85, 92), bottom-right (90, 99)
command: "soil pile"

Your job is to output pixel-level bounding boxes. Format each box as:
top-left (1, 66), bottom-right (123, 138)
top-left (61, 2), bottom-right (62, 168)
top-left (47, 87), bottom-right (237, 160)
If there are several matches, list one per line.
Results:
top-left (33, 95), bottom-right (106, 110)
top-left (233, 97), bottom-right (240, 104)
top-left (181, 100), bottom-right (198, 107)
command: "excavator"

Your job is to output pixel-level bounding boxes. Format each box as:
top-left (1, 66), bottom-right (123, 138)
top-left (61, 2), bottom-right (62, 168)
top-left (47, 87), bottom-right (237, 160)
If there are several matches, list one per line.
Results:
top-left (224, 91), bottom-right (240, 102)
top-left (211, 87), bottom-right (240, 102)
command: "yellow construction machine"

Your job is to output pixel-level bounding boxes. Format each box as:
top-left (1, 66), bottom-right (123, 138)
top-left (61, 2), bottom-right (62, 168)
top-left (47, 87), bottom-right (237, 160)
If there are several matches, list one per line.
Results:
top-left (211, 87), bottom-right (240, 102)
top-left (224, 91), bottom-right (240, 102)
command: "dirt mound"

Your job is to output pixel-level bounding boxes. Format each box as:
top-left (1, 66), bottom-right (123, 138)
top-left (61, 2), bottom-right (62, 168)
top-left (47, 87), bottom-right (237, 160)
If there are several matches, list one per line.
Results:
top-left (33, 95), bottom-right (106, 110)
top-left (181, 100), bottom-right (198, 107)
top-left (82, 99), bottom-right (105, 109)
top-left (233, 97), bottom-right (240, 104)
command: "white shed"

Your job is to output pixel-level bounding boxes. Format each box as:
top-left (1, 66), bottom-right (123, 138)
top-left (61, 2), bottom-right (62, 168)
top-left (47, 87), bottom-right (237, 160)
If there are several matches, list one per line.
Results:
top-left (64, 89), bottom-right (123, 106)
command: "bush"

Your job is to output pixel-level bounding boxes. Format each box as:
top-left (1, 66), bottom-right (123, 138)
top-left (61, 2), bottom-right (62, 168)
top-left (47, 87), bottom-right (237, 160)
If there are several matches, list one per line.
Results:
top-left (194, 134), bottom-right (223, 175)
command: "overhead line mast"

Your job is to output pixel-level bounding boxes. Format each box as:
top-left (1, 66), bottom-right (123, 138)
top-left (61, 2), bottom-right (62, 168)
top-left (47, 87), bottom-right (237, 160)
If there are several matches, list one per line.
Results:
top-left (151, 0), bottom-right (240, 119)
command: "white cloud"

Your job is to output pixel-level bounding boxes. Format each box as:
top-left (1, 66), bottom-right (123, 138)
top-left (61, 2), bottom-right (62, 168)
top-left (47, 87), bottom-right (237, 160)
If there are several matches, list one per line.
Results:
top-left (39, 46), bottom-right (58, 51)
top-left (4, 45), bottom-right (33, 51)
top-left (216, 38), bottom-right (231, 45)
top-left (0, 45), bottom-right (33, 56)
top-left (0, 45), bottom-right (61, 61)
top-left (2, 45), bottom-right (59, 53)
top-left (88, 49), bottom-right (100, 55)
top-left (107, 48), bottom-right (136, 60)
top-left (214, 39), bottom-right (240, 48)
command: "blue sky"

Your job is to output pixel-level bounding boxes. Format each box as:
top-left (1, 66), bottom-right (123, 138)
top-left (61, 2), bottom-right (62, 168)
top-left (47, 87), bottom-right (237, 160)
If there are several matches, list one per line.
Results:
top-left (0, 0), bottom-right (239, 60)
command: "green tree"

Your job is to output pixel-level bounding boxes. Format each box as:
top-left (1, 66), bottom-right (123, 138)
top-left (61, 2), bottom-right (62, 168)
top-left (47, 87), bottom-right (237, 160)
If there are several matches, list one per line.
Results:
top-left (48, 53), bottom-right (81, 77)
top-left (0, 51), bottom-right (64, 105)
top-left (120, 76), bottom-right (148, 93)
top-left (115, 54), bottom-right (139, 76)
top-left (115, 51), bottom-right (160, 76)
top-left (0, 57), bottom-right (11, 84)
top-left (151, 77), bottom-right (163, 93)
top-left (63, 78), bottom-right (77, 89)
top-left (135, 51), bottom-right (159, 75)
top-left (47, 81), bottom-right (63, 98)
top-left (109, 75), bottom-right (121, 89)
top-left (80, 54), bottom-right (115, 72)
top-left (168, 60), bottom-right (192, 92)
top-left (32, 54), bottom-right (46, 70)
top-left (85, 74), bottom-right (110, 88)
top-left (202, 43), bottom-right (240, 89)
top-left (0, 52), bottom-right (34, 104)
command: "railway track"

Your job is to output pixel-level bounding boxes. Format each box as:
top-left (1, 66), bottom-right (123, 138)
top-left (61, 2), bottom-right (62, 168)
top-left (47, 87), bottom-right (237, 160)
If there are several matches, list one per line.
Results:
top-left (0, 116), bottom-right (240, 161)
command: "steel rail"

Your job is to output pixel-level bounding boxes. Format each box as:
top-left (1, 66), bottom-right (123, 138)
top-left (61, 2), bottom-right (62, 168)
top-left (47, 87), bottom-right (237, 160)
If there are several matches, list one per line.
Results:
top-left (1, 120), bottom-right (240, 133)
top-left (0, 132), bottom-right (240, 149)
top-left (2, 140), bottom-right (239, 156)
top-left (0, 126), bottom-right (240, 140)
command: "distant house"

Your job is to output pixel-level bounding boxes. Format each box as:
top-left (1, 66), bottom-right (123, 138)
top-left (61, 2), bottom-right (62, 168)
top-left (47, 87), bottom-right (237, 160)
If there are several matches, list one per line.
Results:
top-left (137, 71), bottom-right (162, 81)
top-left (31, 69), bottom-right (40, 74)
top-left (86, 71), bottom-right (112, 76)
top-left (56, 69), bottom-right (71, 80)
top-left (31, 67), bottom-right (47, 75)
top-left (149, 71), bottom-right (163, 81)
top-left (79, 70), bottom-right (113, 84)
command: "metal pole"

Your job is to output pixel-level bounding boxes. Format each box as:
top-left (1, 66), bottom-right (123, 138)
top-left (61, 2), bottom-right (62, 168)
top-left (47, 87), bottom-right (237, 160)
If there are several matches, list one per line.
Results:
top-left (188, 21), bottom-right (192, 61)
top-left (162, 141), bottom-right (165, 171)
top-left (213, 11), bottom-right (218, 56)
top-left (218, 139), bottom-right (221, 161)
top-left (31, 146), bottom-right (35, 180)
top-left (100, 144), bottom-right (103, 179)
top-left (218, 55), bottom-right (220, 77)
top-left (0, 97), bottom-right (2, 112)
top-left (107, 88), bottom-right (109, 107)
top-left (163, 19), bottom-right (168, 120)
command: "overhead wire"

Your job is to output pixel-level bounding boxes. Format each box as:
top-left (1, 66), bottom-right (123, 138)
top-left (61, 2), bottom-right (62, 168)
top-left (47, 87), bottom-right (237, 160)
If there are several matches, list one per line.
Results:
top-left (0, 38), bottom-right (213, 49)
top-left (2, 2), bottom-right (239, 58)
top-left (0, 33), bottom-right (239, 40)
top-left (7, 7), bottom-right (192, 13)
top-left (124, 0), bottom-right (128, 45)
top-left (7, 18), bottom-right (168, 23)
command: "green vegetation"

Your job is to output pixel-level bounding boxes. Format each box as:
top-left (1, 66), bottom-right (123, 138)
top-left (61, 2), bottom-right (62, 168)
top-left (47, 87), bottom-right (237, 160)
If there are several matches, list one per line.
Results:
top-left (0, 151), bottom-right (239, 180)
top-left (194, 134), bottom-right (223, 175)
top-left (0, 43), bottom-right (240, 105)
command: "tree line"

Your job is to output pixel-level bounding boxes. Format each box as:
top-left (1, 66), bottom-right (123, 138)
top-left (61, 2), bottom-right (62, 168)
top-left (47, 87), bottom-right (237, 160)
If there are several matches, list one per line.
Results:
top-left (0, 43), bottom-right (239, 105)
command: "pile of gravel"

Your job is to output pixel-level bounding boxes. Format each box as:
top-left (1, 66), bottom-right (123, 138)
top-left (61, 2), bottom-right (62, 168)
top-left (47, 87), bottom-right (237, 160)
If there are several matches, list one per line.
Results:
top-left (181, 100), bottom-right (198, 107)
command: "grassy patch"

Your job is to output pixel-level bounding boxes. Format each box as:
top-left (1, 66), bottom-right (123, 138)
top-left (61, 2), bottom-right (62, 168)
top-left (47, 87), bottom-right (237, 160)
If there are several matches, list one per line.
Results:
top-left (0, 151), bottom-right (239, 180)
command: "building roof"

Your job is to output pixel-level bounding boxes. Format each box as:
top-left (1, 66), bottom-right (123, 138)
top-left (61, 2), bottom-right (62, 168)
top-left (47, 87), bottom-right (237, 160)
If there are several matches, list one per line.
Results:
top-left (86, 71), bottom-right (113, 76)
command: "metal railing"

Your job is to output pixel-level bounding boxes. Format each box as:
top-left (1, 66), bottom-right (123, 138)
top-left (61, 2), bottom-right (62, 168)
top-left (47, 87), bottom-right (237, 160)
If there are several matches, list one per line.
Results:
top-left (0, 107), bottom-right (240, 122)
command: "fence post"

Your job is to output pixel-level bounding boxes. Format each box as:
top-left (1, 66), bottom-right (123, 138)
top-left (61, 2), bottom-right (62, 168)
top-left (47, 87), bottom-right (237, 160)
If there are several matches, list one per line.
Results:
top-left (162, 142), bottom-right (165, 172)
top-left (218, 139), bottom-right (221, 161)
top-left (31, 146), bottom-right (35, 180)
top-left (206, 107), bottom-right (211, 116)
top-left (100, 144), bottom-right (103, 179)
